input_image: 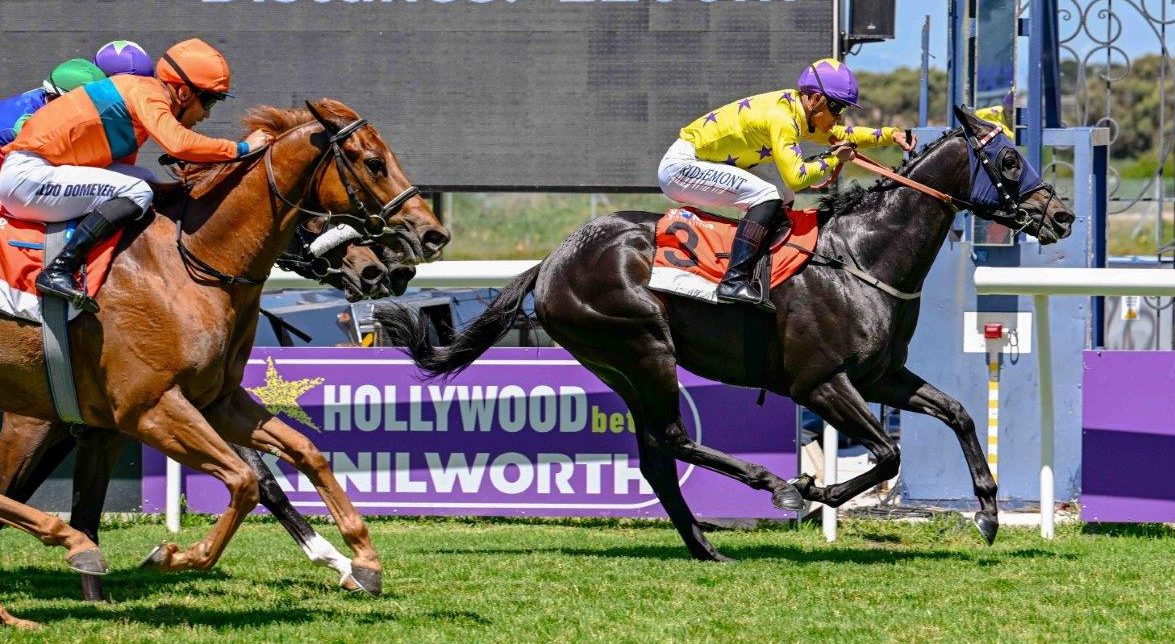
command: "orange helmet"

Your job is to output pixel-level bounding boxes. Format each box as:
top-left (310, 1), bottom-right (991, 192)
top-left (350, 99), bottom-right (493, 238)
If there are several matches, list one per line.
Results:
top-left (155, 38), bottom-right (232, 98)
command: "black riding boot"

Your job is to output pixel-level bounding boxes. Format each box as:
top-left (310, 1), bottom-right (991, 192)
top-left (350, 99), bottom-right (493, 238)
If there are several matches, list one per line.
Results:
top-left (36, 197), bottom-right (143, 314)
top-left (715, 199), bottom-right (789, 312)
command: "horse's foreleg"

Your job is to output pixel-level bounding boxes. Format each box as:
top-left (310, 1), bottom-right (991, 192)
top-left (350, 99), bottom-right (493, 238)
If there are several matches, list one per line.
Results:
top-left (0, 494), bottom-right (107, 575)
top-left (0, 416), bottom-right (75, 504)
top-left (206, 389), bottom-right (380, 596)
top-left (69, 428), bottom-right (126, 602)
top-left (69, 428), bottom-right (125, 545)
top-left (124, 388), bottom-right (260, 572)
top-left (0, 603), bottom-right (38, 629)
top-left (230, 444), bottom-right (356, 590)
top-left (797, 373), bottom-right (900, 508)
top-left (861, 367), bottom-right (998, 544)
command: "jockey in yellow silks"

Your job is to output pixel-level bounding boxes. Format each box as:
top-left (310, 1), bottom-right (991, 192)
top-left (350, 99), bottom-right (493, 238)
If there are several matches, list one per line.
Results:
top-left (658, 58), bottom-right (916, 310)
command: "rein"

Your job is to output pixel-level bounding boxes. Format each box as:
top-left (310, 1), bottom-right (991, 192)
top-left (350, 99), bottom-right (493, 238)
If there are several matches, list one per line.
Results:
top-left (172, 111), bottom-right (420, 287)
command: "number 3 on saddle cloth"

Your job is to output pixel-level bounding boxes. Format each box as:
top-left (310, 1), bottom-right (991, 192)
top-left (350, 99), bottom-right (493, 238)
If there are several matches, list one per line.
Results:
top-left (0, 208), bottom-right (122, 322)
top-left (649, 206), bottom-right (819, 303)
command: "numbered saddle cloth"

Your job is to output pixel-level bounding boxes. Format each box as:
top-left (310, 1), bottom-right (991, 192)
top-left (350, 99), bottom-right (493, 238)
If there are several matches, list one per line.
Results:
top-left (0, 210), bottom-right (123, 322)
top-left (649, 206), bottom-right (819, 303)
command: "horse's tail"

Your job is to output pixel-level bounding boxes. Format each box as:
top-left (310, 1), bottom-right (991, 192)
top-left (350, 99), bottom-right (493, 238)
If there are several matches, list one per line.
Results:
top-left (373, 263), bottom-right (543, 380)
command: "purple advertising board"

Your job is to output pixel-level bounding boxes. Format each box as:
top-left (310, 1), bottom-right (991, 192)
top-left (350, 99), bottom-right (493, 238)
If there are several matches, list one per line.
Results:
top-left (1082, 350), bottom-right (1175, 522)
top-left (143, 347), bottom-right (797, 519)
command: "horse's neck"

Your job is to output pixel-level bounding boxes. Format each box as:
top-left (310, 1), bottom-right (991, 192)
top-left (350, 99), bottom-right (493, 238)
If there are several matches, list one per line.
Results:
top-left (174, 133), bottom-right (317, 282)
top-left (826, 139), bottom-right (968, 294)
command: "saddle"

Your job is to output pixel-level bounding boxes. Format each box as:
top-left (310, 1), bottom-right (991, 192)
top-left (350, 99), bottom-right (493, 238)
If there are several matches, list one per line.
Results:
top-left (0, 208), bottom-right (123, 323)
top-left (648, 206), bottom-right (819, 303)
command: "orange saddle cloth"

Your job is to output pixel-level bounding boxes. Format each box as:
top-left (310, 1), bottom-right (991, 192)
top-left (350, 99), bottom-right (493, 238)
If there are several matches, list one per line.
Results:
top-left (0, 210), bottom-right (123, 322)
top-left (649, 206), bottom-right (819, 302)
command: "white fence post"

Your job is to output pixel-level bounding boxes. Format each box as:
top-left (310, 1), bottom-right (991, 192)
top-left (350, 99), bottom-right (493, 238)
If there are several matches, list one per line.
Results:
top-left (166, 457), bottom-right (181, 533)
top-left (822, 422), bottom-right (838, 541)
top-left (974, 266), bottom-right (1175, 538)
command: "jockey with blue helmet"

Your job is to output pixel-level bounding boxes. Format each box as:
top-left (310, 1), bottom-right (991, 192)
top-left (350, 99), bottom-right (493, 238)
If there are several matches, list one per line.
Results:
top-left (0, 59), bottom-right (106, 147)
top-left (93, 40), bottom-right (154, 77)
top-left (658, 58), bottom-right (917, 310)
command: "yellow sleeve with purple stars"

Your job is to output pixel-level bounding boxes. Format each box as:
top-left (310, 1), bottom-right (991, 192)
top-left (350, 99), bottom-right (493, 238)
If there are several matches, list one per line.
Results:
top-left (679, 88), bottom-right (899, 192)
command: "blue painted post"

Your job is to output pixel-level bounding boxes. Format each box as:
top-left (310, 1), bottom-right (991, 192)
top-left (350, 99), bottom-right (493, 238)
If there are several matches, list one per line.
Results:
top-left (920, 15), bottom-right (930, 127)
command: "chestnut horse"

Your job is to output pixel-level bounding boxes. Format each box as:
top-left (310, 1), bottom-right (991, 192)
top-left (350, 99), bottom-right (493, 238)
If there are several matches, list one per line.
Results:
top-left (376, 109), bottom-right (1074, 560)
top-left (0, 98), bottom-right (448, 604)
top-left (0, 211), bottom-right (402, 601)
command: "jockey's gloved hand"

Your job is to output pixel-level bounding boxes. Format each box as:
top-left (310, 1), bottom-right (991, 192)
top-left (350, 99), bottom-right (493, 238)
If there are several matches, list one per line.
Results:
top-left (831, 142), bottom-right (856, 163)
top-left (243, 129), bottom-right (274, 155)
top-left (893, 129), bottom-right (917, 152)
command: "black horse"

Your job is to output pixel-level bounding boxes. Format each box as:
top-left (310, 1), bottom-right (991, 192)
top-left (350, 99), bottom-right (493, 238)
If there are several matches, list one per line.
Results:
top-left (375, 108), bottom-right (1075, 561)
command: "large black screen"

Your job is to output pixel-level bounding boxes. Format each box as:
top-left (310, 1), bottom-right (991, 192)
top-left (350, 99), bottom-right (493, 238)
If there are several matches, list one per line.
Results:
top-left (2, 0), bottom-right (833, 189)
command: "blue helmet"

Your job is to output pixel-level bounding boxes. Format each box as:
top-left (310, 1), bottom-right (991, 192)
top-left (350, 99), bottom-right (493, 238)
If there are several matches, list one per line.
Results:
top-left (796, 58), bottom-right (860, 108)
top-left (93, 40), bottom-right (154, 77)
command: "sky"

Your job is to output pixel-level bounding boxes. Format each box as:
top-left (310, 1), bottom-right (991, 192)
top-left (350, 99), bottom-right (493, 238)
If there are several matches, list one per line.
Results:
top-left (846, 1), bottom-right (1172, 75)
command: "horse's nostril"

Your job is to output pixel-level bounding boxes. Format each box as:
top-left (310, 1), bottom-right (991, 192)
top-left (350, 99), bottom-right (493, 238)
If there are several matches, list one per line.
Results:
top-left (422, 228), bottom-right (451, 252)
top-left (361, 264), bottom-right (386, 286)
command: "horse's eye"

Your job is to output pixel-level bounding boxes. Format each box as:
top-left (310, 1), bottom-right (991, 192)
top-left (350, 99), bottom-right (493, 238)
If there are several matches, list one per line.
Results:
top-left (364, 157), bottom-right (387, 177)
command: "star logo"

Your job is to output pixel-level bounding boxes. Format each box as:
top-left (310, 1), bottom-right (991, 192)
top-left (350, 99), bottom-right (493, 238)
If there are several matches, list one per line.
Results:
top-left (758, 145), bottom-right (772, 159)
top-left (247, 356), bottom-right (325, 432)
top-left (704, 112), bottom-right (718, 125)
top-left (738, 98), bottom-right (752, 112)
top-left (723, 154), bottom-right (739, 166)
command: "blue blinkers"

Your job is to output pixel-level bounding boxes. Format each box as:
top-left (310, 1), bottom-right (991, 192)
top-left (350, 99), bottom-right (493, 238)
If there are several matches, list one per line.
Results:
top-left (966, 129), bottom-right (1043, 212)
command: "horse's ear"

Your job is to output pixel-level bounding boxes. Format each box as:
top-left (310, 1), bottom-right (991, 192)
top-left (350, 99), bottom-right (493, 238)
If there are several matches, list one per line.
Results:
top-left (953, 105), bottom-right (979, 136)
top-left (305, 100), bottom-right (340, 135)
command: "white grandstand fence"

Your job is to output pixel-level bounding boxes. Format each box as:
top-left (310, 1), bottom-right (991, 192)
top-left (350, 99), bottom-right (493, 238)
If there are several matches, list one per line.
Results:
top-left (973, 266), bottom-right (1175, 539)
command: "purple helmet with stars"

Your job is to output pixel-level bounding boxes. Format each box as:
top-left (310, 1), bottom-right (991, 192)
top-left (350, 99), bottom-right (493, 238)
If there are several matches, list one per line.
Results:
top-left (93, 40), bottom-right (154, 77)
top-left (796, 58), bottom-right (860, 108)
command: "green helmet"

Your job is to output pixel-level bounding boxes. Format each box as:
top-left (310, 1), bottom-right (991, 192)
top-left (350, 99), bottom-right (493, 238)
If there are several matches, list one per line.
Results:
top-left (43, 58), bottom-right (107, 96)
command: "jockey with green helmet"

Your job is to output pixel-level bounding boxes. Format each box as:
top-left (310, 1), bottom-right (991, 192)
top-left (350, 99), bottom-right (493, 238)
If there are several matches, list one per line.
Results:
top-left (0, 59), bottom-right (106, 147)
top-left (657, 58), bottom-right (917, 310)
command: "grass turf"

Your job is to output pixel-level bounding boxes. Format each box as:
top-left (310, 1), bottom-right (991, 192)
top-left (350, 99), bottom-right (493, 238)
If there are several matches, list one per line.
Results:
top-left (1, 515), bottom-right (1173, 641)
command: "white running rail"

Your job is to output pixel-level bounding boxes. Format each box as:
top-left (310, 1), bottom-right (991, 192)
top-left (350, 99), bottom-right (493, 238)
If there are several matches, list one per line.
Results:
top-left (973, 266), bottom-right (1175, 539)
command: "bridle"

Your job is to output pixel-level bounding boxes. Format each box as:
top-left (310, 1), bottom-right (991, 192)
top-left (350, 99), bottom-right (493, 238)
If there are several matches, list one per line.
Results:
top-left (174, 101), bottom-right (418, 286)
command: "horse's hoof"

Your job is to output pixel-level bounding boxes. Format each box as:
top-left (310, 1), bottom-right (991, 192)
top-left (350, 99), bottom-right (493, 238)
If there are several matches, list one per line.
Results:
top-left (974, 513), bottom-right (999, 546)
top-left (67, 548), bottom-right (110, 576)
top-left (80, 573), bottom-right (107, 603)
top-left (790, 473), bottom-right (817, 498)
top-left (139, 542), bottom-right (176, 570)
top-left (349, 564), bottom-right (382, 597)
top-left (771, 481), bottom-right (806, 512)
top-left (340, 574), bottom-right (362, 593)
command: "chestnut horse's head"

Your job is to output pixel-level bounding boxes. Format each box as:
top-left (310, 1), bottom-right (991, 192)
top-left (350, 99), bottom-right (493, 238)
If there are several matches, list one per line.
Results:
top-left (300, 99), bottom-right (448, 279)
top-left (239, 99), bottom-right (447, 297)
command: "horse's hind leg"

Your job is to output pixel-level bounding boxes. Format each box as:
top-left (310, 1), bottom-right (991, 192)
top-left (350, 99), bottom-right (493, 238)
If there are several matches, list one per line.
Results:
top-left (205, 388), bottom-right (381, 595)
top-left (231, 444), bottom-right (357, 590)
top-left (862, 367), bottom-right (998, 544)
top-left (794, 373), bottom-right (901, 508)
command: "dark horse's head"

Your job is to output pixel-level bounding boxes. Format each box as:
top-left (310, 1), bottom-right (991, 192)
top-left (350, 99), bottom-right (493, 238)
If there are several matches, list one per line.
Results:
top-left (935, 106), bottom-right (1075, 244)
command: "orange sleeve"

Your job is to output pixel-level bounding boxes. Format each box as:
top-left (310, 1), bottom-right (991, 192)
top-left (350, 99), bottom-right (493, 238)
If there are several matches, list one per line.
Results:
top-left (127, 87), bottom-right (238, 163)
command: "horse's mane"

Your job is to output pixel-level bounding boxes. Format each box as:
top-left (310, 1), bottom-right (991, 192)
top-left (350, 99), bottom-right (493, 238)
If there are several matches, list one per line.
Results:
top-left (816, 127), bottom-right (963, 221)
top-left (173, 99), bottom-right (360, 198)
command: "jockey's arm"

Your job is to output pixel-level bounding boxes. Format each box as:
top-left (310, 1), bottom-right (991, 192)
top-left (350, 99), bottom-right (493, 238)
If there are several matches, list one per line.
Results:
top-left (130, 93), bottom-right (240, 163)
top-left (827, 124), bottom-right (900, 149)
top-left (770, 118), bottom-right (840, 191)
